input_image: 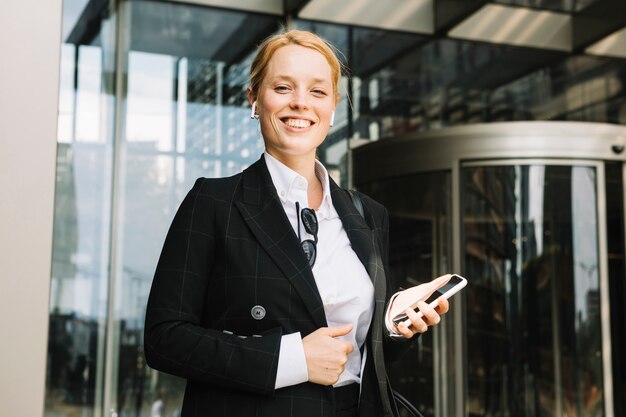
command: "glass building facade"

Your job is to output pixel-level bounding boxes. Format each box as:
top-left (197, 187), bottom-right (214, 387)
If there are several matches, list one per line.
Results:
top-left (46, 1), bottom-right (626, 416)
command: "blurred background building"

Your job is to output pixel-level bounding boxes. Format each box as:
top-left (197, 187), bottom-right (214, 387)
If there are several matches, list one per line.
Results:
top-left (1, 1), bottom-right (625, 416)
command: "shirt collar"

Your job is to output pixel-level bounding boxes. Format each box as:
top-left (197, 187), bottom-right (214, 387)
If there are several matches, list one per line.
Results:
top-left (314, 159), bottom-right (333, 218)
top-left (263, 152), bottom-right (335, 218)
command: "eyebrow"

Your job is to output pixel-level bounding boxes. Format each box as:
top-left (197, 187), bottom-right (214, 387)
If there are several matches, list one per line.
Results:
top-left (269, 74), bottom-right (331, 85)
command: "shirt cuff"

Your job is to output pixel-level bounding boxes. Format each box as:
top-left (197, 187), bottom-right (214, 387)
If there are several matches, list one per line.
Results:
top-left (385, 291), bottom-right (406, 340)
top-left (275, 332), bottom-right (309, 389)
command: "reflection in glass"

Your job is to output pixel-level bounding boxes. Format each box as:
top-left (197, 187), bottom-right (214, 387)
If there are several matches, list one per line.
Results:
top-left (350, 31), bottom-right (626, 144)
top-left (462, 165), bottom-right (604, 417)
top-left (359, 172), bottom-right (453, 417)
top-left (46, 29), bottom-right (113, 417)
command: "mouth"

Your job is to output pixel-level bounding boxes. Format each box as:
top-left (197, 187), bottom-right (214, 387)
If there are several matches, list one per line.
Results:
top-left (281, 117), bottom-right (314, 129)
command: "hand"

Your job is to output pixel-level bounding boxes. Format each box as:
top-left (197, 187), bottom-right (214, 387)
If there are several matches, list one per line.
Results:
top-left (388, 274), bottom-right (451, 321)
top-left (302, 323), bottom-right (354, 385)
top-left (394, 297), bottom-right (449, 339)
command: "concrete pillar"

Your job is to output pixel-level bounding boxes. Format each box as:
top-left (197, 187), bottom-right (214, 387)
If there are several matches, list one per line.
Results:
top-left (0, 1), bottom-right (62, 416)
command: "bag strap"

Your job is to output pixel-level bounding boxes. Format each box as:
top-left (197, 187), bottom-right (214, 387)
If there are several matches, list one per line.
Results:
top-left (392, 390), bottom-right (425, 417)
top-left (348, 189), bottom-right (366, 219)
top-left (348, 189), bottom-right (395, 416)
top-left (347, 189), bottom-right (425, 417)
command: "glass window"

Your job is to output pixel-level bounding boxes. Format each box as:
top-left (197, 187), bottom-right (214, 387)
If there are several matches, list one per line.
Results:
top-left (462, 164), bottom-right (604, 417)
top-left (358, 171), bottom-right (453, 417)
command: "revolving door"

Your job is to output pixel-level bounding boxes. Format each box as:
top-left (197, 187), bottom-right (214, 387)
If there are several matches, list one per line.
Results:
top-left (352, 122), bottom-right (626, 417)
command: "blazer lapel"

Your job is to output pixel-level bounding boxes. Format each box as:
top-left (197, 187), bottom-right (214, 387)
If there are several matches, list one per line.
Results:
top-left (234, 157), bottom-right (327, 329)
top-left (329, 180), bottom-right (377, 278)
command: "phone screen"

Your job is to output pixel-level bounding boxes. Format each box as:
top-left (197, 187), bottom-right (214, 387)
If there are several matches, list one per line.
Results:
top-left (423, 274), bottom-right (464, 303)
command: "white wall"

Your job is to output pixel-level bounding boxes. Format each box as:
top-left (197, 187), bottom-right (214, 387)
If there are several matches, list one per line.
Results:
top-left (0, 1), bottom-right (63, 416)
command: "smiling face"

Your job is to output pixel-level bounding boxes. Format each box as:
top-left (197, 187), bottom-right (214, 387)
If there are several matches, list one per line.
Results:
top-left (249, 44), bottom-right (336, 167)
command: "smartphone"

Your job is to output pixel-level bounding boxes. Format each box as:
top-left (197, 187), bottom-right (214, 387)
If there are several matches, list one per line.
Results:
top-left (392, 274), bottom-right (467, 327)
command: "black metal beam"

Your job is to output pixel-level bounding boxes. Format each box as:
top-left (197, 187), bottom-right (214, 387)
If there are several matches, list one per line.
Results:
top-left (350, 28), bottom-right (429, 78)
top-left (434, 0), bottom-right (490, 36)
top-left (127, 3), bottom-right (279, 63)
top-left (212, 17), bottom-right (278, 65)
top-left (284, 0), bottom-right (311, 17)
top-left (66, 0), bottom-right (109, 45)
top-left (572, 0), bottom-right (626, 52)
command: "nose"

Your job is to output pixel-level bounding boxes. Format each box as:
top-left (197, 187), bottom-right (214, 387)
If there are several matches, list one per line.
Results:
top-left (290, 89), bottom-right (309, 110)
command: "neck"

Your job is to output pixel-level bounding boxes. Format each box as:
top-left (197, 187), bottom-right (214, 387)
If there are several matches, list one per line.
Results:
top-left (266, 150), bottom-right (323, 209)
top-left (267, 150), bottom-right (317, 184)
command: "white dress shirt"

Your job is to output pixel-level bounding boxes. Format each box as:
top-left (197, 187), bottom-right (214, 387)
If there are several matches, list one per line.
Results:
top-left (264, 152), bottom-right (375, 388)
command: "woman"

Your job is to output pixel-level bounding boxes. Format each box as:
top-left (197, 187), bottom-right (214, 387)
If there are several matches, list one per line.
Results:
top-left (144, 29), bottom-right (449, 417)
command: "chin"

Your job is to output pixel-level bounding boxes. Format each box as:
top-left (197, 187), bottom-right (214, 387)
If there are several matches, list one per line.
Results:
top-left (282, 136), bottom-right (324, 150)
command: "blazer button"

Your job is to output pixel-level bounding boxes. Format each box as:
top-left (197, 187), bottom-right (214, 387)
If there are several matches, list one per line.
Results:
top-left (251, 305), bottom-right (266, 320)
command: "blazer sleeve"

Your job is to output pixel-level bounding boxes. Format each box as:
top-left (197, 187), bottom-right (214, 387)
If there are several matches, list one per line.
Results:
top-left (144, 178), bottom-right (281, 396)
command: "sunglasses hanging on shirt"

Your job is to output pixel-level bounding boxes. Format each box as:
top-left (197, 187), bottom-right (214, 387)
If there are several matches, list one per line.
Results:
top-left (296, 201), bottom-right (318, 268)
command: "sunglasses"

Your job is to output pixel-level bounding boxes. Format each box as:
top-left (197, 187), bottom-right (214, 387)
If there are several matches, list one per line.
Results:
top-left (296, 202), bottom-right (318, 267)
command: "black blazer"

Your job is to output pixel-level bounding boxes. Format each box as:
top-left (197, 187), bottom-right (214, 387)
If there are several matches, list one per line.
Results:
top-left (144, 156), bottom-right (405, 417)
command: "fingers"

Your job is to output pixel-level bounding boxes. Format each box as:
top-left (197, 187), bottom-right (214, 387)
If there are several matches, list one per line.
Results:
top-left (388, 275), bottom-right (453, 322)
top-left (418, 300), bottom-right (441, 326)
top-left (395, 319), bottom-right (416, 339)
top-left (323, 323), bottom-right (354, 338)
top-left (398, 304), bottom-right (429, 337)
top-left (397, 298), bottom-right (449, 339)
top-left (302, 325), bottom-right (354, 385)
top-left (435, 297), bottom-right (449, 314)
top-left (319, 324), bottom-right (354, 355)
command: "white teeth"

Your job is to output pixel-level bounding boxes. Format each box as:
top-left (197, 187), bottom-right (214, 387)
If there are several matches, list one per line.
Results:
top-left (284, 118), bottom-right (311, 128)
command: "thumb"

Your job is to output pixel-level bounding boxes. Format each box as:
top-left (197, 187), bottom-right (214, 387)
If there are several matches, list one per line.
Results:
top-left (324, 323), bottom-right (353, 337)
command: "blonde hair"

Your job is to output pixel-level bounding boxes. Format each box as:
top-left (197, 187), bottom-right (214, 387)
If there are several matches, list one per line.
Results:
top-left (249, 30), bottom-right (343, 104)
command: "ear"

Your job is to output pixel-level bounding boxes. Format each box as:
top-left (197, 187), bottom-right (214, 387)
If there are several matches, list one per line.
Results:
top-left (247, 86), bottom-right (256, 106)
